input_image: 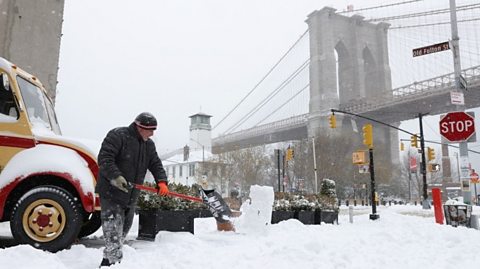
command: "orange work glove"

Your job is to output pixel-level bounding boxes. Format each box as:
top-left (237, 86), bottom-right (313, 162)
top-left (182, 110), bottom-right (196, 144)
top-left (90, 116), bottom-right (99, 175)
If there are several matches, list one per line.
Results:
top-left (157, 181), bottom-right (169, 196)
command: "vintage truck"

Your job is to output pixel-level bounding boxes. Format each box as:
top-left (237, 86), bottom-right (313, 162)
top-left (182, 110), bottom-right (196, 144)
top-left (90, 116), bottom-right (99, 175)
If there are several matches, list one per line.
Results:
top-left (0, 57), bottom-right (101, 252)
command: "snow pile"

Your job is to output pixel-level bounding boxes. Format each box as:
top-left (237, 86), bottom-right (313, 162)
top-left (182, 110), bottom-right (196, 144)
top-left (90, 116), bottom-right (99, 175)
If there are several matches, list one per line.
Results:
top-left (234, 185), bottom-right (274, 234)
top-left (445, 199), bottom-right (466, 205)
top-left (1, 205), bottom-right (480, 268)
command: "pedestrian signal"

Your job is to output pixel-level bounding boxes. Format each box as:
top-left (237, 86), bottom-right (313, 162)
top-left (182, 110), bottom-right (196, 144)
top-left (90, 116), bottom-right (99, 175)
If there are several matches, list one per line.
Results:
top-left (428, 163), bottom-right (440, 172)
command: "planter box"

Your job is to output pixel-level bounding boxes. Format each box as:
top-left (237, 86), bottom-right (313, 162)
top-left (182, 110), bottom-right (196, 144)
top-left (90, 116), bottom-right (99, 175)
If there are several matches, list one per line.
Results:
top-left (271, 211), bottom-right (295, 224)
top-left (295, 211), bottom-right (315, 225)
top-left (138, 209), bottom-right (212, 240)
top-left (271, 210), bottom-right (338, 225)
top-left (320, 210), bottom-right (339, 224)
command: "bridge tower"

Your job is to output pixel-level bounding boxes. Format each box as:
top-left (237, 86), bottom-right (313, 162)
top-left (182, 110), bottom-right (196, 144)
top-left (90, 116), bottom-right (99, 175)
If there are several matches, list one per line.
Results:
top-left (306, 7), bottom-right (399, 173)
top-left (0, 0), bottom-right (64, 102)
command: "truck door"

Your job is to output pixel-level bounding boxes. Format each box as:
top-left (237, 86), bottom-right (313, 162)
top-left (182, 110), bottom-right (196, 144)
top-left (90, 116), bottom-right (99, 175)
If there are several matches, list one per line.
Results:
top-left (0, 71), bottom-right (34, 171)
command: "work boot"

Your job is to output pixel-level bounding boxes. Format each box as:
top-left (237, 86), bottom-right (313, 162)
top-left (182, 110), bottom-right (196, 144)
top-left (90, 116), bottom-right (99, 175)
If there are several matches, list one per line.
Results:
top-left (99, 258), bottom-right (112, 268)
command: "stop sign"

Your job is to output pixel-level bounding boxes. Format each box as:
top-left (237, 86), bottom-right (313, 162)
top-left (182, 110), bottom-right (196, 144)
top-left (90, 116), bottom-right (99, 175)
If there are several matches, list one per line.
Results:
top-left (439, 112), bottom-right (476, 142)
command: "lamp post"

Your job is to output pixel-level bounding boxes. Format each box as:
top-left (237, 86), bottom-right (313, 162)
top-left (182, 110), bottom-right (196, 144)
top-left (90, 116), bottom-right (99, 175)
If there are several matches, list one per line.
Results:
top-left (454, 152), bottom-right (461, 182)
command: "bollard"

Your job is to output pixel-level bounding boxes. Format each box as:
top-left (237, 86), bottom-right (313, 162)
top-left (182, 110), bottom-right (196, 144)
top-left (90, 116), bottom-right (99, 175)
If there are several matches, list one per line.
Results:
top-left (349, 205), bottom-right (354, 223)
top-left (432, 188), bottom-right (444, 224)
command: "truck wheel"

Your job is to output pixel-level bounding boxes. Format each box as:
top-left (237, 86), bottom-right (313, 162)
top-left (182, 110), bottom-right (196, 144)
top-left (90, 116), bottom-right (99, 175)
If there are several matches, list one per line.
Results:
top-left (10, 186), bottom-right (82, 252)
top-left (77, 211), bottom-right (101, 238)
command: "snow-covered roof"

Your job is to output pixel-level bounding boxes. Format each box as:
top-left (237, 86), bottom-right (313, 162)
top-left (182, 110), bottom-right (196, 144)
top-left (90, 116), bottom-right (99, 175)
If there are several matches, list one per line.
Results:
top-left (189, 112), bottom-right (212, 118)
top-left (163, 149), bottom-right (213, 165)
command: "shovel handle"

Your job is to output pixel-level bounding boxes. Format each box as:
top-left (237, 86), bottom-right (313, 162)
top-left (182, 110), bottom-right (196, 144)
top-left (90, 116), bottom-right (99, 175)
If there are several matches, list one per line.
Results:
top-left (134, 184), bottom-right (203, 203)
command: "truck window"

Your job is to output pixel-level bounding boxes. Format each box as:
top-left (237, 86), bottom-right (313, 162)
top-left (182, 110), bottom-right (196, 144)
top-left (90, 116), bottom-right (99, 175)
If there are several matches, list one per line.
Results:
top-left (16, 76), bottom-right (61, 135)
top-left (0, 72), bottom-right (18, 122)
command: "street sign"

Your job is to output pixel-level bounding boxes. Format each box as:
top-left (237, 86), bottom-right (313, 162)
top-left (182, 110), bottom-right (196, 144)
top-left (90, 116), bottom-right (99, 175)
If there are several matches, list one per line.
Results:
top-left (358, 165), bottom-right (369, 174)
top-left (409, 156), bottom-right (417, 172)
top-left (450, 91), bottom-right (464, 105)
top-left (471, 171), bottom-right (479, 184)
top-left (439, 112), bottom-right (476, 142)
top-left (412, 41), bottom-right (450, 57)
top-left (352, 151), bottom-right (367, 164)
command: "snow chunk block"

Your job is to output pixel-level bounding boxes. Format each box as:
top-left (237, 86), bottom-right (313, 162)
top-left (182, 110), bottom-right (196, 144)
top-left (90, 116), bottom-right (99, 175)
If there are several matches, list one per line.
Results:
top-left (235, 185), bottom-right (274, 234)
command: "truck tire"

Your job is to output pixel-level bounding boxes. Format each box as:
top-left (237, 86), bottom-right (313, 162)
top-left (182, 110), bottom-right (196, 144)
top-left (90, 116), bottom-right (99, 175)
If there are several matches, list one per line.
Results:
top-left (77, 211), bottom-right (101, 238)
top-left (10, 186), bottom-right (83, 252)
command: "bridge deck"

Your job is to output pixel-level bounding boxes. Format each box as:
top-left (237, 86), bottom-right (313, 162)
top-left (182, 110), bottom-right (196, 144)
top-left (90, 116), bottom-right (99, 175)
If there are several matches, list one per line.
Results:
top-left (213, 66), bottom-right (480, 152)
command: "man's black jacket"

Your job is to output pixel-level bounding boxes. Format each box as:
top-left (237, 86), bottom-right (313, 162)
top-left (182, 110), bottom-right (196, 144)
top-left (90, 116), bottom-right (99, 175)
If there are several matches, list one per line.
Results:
top-left (96, 123), bottom-right (167, 207)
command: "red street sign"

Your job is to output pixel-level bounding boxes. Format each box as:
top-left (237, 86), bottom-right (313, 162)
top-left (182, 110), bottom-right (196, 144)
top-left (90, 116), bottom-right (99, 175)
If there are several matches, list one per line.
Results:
top-left (412, 41), bottom-right (450, 57)
top-left (471, 172), bottom-right (479, 184)
top-left (409, 156), bottom-right (417, 172)
top-left (439, 112), bottom-right (476, 142)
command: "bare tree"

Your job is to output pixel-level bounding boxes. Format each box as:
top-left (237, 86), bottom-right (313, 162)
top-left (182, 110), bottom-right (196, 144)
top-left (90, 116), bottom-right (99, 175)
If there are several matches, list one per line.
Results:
top-left (212, 146), bottom-right (273, 196)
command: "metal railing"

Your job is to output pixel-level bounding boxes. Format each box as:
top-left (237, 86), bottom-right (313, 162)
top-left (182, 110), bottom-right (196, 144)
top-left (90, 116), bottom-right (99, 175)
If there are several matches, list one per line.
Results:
top-left (214, 66), bottom-right (480, 145)
top-left (341, 65), bottom-right (480, 113)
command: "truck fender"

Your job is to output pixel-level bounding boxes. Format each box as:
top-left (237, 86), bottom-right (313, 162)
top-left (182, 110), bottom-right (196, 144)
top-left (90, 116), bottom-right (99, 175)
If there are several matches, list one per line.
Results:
top-left (0, 144), bottom-right (96, 215)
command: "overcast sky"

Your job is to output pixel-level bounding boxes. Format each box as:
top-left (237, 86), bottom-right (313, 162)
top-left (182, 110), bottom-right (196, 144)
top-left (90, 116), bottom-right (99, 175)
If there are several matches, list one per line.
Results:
top-left (54, 0), bottom-right (381, 153)
top-left (54, 0), bottom-right (480, 170)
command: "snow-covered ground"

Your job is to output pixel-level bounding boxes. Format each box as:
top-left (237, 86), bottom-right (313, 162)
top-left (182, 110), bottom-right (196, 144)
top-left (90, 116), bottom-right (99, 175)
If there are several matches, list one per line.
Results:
top-left (1, 205), bottom-right (480, 269)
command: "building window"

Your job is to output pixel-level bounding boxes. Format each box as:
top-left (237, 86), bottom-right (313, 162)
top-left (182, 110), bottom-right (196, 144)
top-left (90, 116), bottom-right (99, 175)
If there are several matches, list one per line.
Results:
top-left (189, 164), bottom-right (195, 176)
top-left (172, 166), bottom-right (176, 177)
top-left (179, 165), bottom-right (183, 177)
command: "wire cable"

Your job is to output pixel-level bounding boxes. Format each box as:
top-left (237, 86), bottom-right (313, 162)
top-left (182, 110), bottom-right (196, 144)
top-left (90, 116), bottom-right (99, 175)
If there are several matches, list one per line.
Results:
top-left (254, 84), bottom-right (309, 127)
top-left (338, 0), bottom-right (423, 14)
top-left (368, 3), bottom-right (480, 22)
top-left (213, 29), bottom-right (309, 131)
top-left (390, 17), bottom-right (480, 29)
top-left (224, 59), bottom-right (310, 134)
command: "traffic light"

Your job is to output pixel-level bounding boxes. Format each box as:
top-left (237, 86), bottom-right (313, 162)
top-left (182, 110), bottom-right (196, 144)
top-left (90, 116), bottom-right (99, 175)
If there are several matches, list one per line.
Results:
top-left (410, 135), bottom-right (418, 148)
top-left (427, 147), bottom-right (435, 161)
top-left (362, 124), bottom-right (373, 148)
top-left (400, 142), bottom-right (404, 151)
top-left (286, 148), bottom-right (294, 161)
top-left (328, 114), bottom-right (336, 128)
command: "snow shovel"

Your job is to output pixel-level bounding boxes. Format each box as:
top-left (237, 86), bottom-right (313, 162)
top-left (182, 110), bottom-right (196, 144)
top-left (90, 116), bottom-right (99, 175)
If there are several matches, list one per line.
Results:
top-left (133, 184), bottom-right (236, 231)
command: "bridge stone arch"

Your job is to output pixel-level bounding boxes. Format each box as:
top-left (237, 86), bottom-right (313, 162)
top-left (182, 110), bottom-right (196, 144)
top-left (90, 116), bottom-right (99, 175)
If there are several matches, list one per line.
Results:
top-left (306, 7), bottom-right (391, 129)
top-left (306, 7), bottom-right (398, 173)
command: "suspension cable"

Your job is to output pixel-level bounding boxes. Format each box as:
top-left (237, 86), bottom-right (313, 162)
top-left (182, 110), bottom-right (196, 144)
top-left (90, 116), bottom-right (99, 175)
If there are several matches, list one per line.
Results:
top-left (224, 59), bottom-right (310, 134)
top-left (213, 29), bottom-right (309, 131)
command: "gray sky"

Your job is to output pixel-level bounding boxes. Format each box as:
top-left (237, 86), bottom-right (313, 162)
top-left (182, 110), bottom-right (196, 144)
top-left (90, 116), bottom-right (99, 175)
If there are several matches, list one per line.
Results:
top-left (54, 0), bottom-right (480, 171)
top-left (55, 0), bottom-right (376, 153)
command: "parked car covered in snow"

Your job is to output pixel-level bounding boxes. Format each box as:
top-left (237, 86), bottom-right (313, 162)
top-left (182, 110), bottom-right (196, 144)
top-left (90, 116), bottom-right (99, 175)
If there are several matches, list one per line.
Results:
top-left (0, 57), bottom-right (101, 252)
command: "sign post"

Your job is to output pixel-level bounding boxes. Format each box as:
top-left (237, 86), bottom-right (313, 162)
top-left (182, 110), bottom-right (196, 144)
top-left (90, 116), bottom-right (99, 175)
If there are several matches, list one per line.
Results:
top-left (471, 170), bottom-right (479, 205)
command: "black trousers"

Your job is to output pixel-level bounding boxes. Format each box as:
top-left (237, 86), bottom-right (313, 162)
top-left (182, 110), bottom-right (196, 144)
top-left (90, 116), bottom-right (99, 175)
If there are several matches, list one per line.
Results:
top-left (100, 197), bottom-right (135, 264)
